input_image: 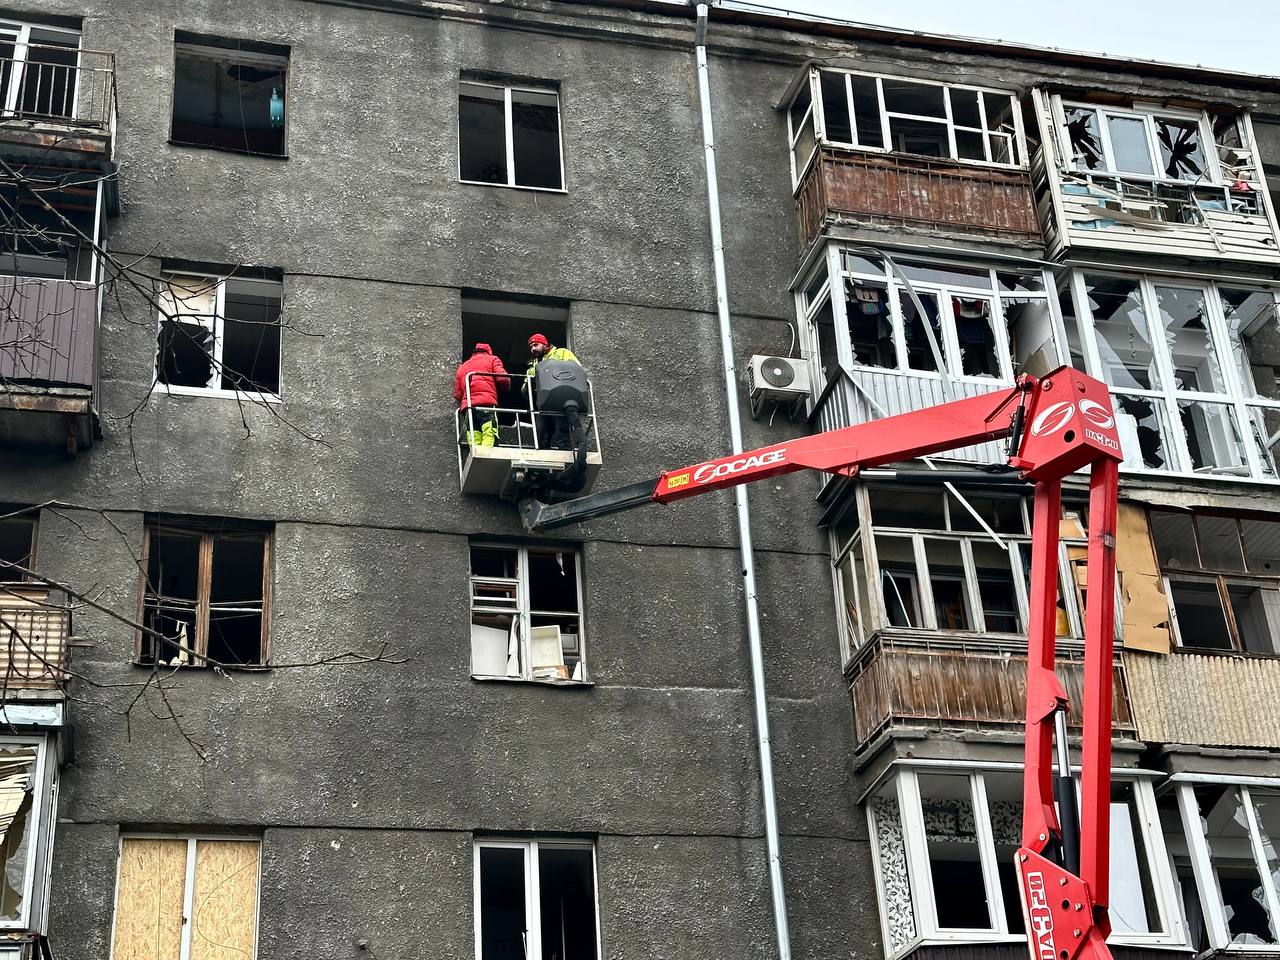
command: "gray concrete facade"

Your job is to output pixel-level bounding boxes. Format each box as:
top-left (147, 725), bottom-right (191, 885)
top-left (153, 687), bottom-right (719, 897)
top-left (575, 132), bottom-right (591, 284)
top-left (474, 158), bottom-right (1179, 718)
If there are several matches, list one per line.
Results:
top-left (5, 1), bottom-right (1280, 959)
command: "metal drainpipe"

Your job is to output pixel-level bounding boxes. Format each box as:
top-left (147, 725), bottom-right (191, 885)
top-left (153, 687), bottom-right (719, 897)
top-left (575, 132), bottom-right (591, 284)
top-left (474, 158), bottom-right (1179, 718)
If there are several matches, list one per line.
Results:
top-left (692, 6), bottom-right (792, 959)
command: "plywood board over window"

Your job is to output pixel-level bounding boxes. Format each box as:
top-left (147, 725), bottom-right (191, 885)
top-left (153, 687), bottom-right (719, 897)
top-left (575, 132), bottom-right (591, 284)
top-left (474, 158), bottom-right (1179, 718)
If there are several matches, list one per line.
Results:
top-left (1116, 502), bottom-right (1172, 654)
top-left (111, 836), bottom-right (260, 960)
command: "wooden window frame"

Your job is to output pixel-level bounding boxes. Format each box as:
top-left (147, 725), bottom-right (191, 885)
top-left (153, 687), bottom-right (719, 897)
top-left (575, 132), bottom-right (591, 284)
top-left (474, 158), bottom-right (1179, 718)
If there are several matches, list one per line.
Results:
top-left (472, 837), bottom-right (600, 960)
top-left (135, 520), bottom-right (272, 668)
top-left (109, 834), bottom-right (262, 960)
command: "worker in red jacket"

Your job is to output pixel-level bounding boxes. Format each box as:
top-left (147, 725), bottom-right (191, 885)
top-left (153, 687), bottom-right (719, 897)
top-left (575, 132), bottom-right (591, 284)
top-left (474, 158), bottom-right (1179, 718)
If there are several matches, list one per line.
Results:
top-left (453, 343), bottom-right (510, 447)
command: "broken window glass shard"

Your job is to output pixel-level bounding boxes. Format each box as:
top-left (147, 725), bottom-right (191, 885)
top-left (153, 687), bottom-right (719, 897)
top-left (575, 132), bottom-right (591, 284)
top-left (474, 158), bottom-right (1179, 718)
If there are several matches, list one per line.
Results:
top-left (1065, 106), bottom-right (1105, 171)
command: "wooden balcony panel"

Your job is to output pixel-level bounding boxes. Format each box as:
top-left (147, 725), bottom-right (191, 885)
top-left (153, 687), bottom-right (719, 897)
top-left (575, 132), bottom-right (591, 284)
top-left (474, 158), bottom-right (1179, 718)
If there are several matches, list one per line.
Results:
top-left (798, 148), bottom-right (1042, 249)
top-left (848, 634), bottom-right (1133, 750)
top-left (0, 587), bottom-right (69, 692)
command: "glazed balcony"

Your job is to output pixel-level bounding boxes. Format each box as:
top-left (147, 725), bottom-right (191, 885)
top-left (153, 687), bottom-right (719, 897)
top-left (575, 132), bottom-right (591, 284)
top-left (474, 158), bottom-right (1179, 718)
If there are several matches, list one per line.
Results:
top-left (796, 148), bottom-right (1042, 251)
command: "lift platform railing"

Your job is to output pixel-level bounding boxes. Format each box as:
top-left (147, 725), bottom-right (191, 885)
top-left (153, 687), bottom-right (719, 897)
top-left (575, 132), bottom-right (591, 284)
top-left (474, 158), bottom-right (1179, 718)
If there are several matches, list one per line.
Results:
top-left (454, 370), bottom-right (600, 463)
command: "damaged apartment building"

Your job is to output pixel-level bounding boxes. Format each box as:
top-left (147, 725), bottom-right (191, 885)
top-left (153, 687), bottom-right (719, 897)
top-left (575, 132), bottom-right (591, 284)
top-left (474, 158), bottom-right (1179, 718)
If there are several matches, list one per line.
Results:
top-left (1, 1), bottom-right (1280, 959)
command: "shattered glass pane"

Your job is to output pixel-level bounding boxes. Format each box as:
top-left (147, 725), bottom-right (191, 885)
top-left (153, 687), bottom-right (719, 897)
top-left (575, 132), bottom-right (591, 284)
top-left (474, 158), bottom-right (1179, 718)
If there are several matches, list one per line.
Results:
top-left (950, 297), bottom-right (1000, 377)
top-left (0, 745), bottom-right (36, 922)
top-left (1086, 275), bottom-right (1159, 390)
top-left (1179, 400), bottom-right (1248, 475)
top-left (1193, 784), bottom-right (1278, 945)
top-left (877, 535), bottom-right (919, 628)
top-left (899, 290), bottom-right (945, 373)
top-left (1107, 115), bottom-right (1154, 175)
top-left (1155, 116), bottom-right (1207, 181)
top-left (156, 320), bottom-right (215, 388)
top-left (1114, 395), bottom-right (1175, 471)
top-left (1220, 288), bottom-right (1279, 400)
top-left (846, 280), bottom-right (896, 370)
top-left (1156, 286), bottom-right (1227, 394)
top-left (1065, 106), bottom-right (1105, 171)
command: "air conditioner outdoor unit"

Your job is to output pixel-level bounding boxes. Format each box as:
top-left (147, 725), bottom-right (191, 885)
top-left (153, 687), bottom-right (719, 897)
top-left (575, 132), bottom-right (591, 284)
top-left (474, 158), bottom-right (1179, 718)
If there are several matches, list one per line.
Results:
top-left (748, 354), bottom-right (810, 419)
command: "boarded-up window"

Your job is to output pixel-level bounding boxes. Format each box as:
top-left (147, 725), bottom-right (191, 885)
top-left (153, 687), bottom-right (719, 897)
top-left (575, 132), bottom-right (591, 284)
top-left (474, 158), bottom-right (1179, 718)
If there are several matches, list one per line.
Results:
top-left (112, 836), bottom-right (260, 960)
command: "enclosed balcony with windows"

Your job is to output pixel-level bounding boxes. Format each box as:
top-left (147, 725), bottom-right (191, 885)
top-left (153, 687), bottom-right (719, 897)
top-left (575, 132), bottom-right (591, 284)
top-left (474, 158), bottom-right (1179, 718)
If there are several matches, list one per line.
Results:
top-left (1030, 91), bottom-right (1279, 265)
top-left (784, 67), bottom-right (1041, 252)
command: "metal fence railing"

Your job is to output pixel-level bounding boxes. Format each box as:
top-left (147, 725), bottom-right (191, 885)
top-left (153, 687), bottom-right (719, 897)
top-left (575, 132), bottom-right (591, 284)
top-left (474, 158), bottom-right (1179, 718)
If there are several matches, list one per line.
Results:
top-left (455, 370), bottom-right (600, 470)
top-left (0, 43), bottom-right (115, 130)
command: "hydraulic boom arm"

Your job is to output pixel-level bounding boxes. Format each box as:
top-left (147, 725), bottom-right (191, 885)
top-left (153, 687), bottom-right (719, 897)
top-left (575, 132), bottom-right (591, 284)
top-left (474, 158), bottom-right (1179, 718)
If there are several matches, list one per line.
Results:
top-left (520, 366), bottom-right (1124, 960)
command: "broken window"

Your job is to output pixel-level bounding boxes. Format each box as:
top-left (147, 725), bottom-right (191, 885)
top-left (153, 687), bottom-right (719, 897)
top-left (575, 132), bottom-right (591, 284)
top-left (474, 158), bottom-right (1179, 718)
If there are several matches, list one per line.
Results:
top-left (830, 486), bottom-right (1095, 642)
top-left (803, 68), bottom-right (1022, 169)
top-left (1073, 272), bottom-right (1280, 478)
top-left (139, 519), bottom-right (271, 667)
top-left (111, 836), bottom-right (260, 960)
top-left (0, 512), bottom-right (35, 583)
top-left (1060, 102), bottom-right (1208, 183)
top-left (459, 80), bottom-right (563, 190)
top-left (0, 740), bottom-right (53, 929)
top-left (787, 76), bottom-right (818, 181)
top-left (155, 273), bottom-right (283, 397)
top-left (476, 839), bottom-right (598, 960)
top-left (871, 766), bottom-right (1176, 956)
top-left (1189, 784), bottom-right (1279, 945)
top-left (1151, 510), bottom-right (1280, 654)
top-left (0, 21), bottom-right (80, 122)
top-left (171, 33), bottom-right (287, 156)
top-left (469, 543), bottom-right (586, 683)
top-left (834, 254), bottom-right (1049, 383)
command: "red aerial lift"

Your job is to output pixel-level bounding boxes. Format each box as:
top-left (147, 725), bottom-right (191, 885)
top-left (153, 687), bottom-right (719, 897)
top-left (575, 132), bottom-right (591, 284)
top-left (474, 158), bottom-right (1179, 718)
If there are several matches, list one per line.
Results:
top-left (521, 365), bottom-right (1123, 960)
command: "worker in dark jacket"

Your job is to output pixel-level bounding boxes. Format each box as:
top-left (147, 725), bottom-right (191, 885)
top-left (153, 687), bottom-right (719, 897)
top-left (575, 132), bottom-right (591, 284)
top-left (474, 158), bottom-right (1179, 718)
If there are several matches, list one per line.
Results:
top-left (525, 333), bottom-right (583, 450)
top-left (453, 343), bottom-right (510, 447)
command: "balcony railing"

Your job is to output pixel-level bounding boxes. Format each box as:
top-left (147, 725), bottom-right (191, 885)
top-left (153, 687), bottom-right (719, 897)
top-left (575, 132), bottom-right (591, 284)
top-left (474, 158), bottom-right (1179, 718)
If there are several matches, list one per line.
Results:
top-left (0, 277), bottom-right (98, 389)
top-left (797, 147), bottom-right (1041, 250)
top-left (0, 586), bottom-right (69, 692)
top-left (0, 43), bottom-right (115, 132)
top-left (847, 633), bottom-right (1133, 751)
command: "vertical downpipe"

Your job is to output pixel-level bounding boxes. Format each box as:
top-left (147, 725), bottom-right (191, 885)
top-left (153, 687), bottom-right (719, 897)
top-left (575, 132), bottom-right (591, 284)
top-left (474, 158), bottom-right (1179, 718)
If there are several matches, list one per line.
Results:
top-left (692, 6), bottom-right (792, 959)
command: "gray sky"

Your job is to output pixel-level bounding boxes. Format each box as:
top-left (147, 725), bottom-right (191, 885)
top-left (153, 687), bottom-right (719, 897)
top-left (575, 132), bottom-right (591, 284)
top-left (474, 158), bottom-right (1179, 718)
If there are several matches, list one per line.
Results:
top-left (731, 0), bottom-right (1280, 77)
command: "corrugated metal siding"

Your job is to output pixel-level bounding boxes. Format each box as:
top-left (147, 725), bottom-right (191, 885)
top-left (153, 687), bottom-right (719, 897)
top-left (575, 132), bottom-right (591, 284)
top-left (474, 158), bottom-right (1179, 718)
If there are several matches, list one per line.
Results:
top-left (0, 277), bottom-right (98, 388)
top-left (1127, 651), bottom-right (1280, 748)
top-left (0, 591), bottom-right (69, 690)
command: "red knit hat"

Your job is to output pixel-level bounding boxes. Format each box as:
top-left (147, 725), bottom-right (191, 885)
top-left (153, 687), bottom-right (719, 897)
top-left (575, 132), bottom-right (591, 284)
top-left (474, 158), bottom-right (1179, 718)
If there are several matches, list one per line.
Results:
top-left (528, 333), bottom-right (550, 349)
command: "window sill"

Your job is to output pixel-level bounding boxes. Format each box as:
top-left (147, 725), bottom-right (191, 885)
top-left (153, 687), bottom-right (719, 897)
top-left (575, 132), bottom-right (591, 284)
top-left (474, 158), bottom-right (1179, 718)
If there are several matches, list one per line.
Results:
top-left (168, 139), bottom-right (288, 160)
top-left (471, 673), bottom-right (593, 688)
top-left (153, 383), bottom-right (282, 404)
top-left (132, 660), bottom-right (270, 671)
top-left (457, 178), bottom-right (568, 195)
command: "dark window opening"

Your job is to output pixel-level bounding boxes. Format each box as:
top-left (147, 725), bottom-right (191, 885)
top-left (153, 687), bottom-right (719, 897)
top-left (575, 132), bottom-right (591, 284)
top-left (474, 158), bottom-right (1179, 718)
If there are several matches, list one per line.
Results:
top-left (479, 844), bottom-right (597, 960)
top-left (819, 71), bottom-right (852, 143)
top-left (220, 281), bottom-right (282, 393)
top-left (0, 513), bottom-right (36, 582)
top-left (171, 34), bottom-right (287, 157)
top-left (140, 521), bottom-right (269, 667)
top-left (157, 321), bottom-right (215, 388)
top-left (846, 279), bottom-right (895, 369)
top-left (538, 847), bottom-right (598, 960)
top-left (459, 81), bottom-right (562, 190)
top-left (479, 847), bottom-right (526, 960)
top-left (460, 294), bottom-right (569, 412)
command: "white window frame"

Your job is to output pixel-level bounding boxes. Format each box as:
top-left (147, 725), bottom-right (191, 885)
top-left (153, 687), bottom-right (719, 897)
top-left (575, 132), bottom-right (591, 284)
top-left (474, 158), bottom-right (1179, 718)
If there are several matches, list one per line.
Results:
top-left (0, 735), bottom-right (56, 934)
top-left (469, 542), bottom-right (587, 683)
top-left (1165, 776), bottom-right (1280, 953)
top-left (472, 838), bottom-right (600, 960)
top-left (152, 272), bottom-right (283, 403)
top-left (0, 20), bottom-right (82, 120)
top-left (108, 833), bottom-right (262, 960)
top-left (1057, 98), bottom-right (1219, 186)
top-left (457, 80), bottom-right (566, 193)
top-left (1070, 269), bottom-right (1280, 482)
top-left (790, 67), bottom-right (1027, 185)
top-left (868, 761), bottom-right (1186, 960)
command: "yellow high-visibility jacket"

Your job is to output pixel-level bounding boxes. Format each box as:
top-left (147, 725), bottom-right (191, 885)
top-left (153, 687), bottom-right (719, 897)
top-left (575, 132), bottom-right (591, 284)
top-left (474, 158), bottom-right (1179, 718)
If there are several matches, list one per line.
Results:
top-left (523, 346), bottom-right (580, 391)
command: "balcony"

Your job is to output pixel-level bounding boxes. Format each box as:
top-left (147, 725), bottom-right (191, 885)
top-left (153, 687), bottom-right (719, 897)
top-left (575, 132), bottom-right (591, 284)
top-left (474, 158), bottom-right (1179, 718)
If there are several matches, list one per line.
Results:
top-left (456, 372), bottom-right (603, 497)
top-left (847, 633), bottom-right (1134, 751)
top-left (0, 43), bottom-right (115, 156)
top-left (0, 585), bottom-right (69, 693)
top-left (0, 276), bottom-right (99, 453)
top-left (1126, 650), bottom-right (1280, 750)
top-left (796, 148), bottom-right (1042, 251)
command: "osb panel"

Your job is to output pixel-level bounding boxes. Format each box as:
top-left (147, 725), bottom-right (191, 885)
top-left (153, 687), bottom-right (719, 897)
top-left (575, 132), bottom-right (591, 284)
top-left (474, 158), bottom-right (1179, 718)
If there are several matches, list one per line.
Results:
top-left (1116, 503), bottom-right (1172, 655)
top-left (112, 838), bottom-right (186, 960)
top-left (1128, 651), bottom-right (1280, 748)
top-left (190, 840), bottom-right (259, 960)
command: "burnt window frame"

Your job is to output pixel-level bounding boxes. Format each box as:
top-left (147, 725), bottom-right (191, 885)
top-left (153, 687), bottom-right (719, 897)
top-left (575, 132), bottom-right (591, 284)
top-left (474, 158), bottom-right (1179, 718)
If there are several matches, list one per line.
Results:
top-left (468, 541), bottom-right (587, 684)
top-left (1150, 509), bottom-right (1280, 656)
top-left (135, 518), bottom-right (272, 668)
top-left (457, 78), bottom-right (565, 192)
top-left (169, 32), bottom-right (289, 158)
top-left (0, 510), bottom-right (37, 584)
top-left (153, 270), bottom-right (284, 401)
